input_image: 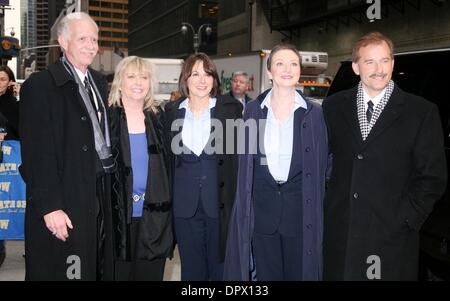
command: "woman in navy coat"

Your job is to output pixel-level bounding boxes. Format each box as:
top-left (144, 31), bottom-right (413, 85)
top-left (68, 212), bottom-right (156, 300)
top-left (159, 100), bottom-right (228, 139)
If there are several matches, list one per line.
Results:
top-left (164, 53), bottom-right (242, 280)
top-left (224, 43), bottom-right (329, 280)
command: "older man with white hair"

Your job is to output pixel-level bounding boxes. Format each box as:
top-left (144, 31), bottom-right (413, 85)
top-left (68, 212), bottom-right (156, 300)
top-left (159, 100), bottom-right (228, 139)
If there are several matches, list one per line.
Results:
top-left (229, 71), bottom-right (252, 109)
top-left (19, 12), bottom-right (115, 280)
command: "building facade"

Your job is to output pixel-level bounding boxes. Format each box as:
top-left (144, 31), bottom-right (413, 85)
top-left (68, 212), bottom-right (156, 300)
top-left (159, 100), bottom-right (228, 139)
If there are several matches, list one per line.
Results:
top-left (88, 0), bottom-right (128, 52)
top-left (128, 0), bottom-right (218, 58)
top-left (217, 0), bottom-right (450, 77)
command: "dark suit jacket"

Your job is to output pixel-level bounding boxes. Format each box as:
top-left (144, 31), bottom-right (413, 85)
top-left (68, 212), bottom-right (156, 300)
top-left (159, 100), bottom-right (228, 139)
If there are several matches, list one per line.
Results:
top-left (19, 61), bottom-right (114, 280)
top-left (164, 94), bottom-right (242, 260)
top-left (322, 84), bottom-right (447, 280)
top-left (252, 103), bottom-right (305, 237)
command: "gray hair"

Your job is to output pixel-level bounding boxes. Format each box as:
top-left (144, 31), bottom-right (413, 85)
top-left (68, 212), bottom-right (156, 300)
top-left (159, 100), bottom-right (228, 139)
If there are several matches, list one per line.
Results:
top-left (232, 71), bottom-right (250, 83)
top-left (57, 12), bottom-right (98, 41)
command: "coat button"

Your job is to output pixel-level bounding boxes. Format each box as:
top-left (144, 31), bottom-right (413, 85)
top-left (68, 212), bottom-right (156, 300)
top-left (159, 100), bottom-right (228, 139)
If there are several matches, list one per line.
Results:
top-left (219, 203), bottom-right (225, 209)
top-left (307, 250), bottom-right (312, 255)
top-left (306, 224), bottom-right (312, 229)
top-left (305, 147), bottom-right (310, 153)
top-left (357, 154), bottom-right (364, 160)
top-left (219, 181), bottom-right (224, 188)
top-left (218, 159), bottom-right (224, 166)
top-left (306, 173), bottom-right (311, 178)
top-left (302, 123), bottom-right (307, 128)
top-left (353, 193), bottom-right (359, 199)
top-left (306, 199), bottom-right (311, 204)
top-left (82, 145), bottom-right (88, 152)
top-left (81, 116), bottom-right (87, 121)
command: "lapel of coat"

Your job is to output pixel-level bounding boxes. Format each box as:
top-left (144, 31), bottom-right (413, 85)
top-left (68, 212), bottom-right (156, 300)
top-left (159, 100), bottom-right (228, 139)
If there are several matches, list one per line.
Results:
top-left (362, 86), bottom-right (405, 149)
top-left (338, 87), bottom-right (364, 147)
top-left (165, 98), bottom-right (185, 142)
top-left (89, 68), bottom-right (108, 106)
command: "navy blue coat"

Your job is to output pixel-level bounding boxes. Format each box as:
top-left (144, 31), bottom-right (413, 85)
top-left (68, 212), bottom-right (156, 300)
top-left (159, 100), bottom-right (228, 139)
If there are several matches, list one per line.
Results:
top-left (223, 89), bottom-right (329, 280)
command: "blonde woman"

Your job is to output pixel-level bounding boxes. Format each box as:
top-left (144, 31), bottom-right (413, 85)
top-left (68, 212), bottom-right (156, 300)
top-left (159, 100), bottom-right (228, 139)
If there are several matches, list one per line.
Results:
top-left (108, 56), bottom-right (173, 280)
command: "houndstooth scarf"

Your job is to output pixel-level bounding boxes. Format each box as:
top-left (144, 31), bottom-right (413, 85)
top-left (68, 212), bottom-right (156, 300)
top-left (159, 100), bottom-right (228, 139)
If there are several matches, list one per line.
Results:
top-left (357, 80), bottom-right (394, 140)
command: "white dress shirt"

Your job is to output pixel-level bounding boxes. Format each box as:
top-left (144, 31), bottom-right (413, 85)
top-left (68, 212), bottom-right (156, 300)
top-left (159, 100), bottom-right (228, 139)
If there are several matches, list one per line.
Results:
top-left (363, 87), bottom-right (386, 114)
top-left (179, 97), bottom-right (217, 156)
top-left (75, 68), bottom-right (101, 119)
top-left (261, 90), bottom-right (307, 182)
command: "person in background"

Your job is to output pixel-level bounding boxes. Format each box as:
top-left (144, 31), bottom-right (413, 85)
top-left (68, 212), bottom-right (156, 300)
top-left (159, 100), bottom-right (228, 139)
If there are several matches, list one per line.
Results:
top-left (229, 71), bottom-right (252, 109)
top-left (108, 56), bottom-right (173, 281)
top-left (322, 32), bottom-right (447, 280)
top-left (169, 90), bottom-right (182, 102)
top-left (164, 53), bottom-right (242, 280)
top-left (224, 43), bottom-right (328, 280)
top-left (0, 65), bottom-right (20, 268)
top-left (19, 12), bottom-right (115, 280)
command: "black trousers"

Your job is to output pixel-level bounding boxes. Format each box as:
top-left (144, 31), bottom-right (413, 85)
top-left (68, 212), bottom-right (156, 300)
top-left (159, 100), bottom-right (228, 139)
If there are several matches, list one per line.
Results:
top-left (174, 200), bottom-right (223, 281)
top-left (114, 217), bottom-right (166, 281)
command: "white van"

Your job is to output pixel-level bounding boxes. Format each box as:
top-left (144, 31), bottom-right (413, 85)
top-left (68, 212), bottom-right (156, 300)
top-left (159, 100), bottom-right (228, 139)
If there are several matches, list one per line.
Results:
top-left (146, 58), bottom-right (184, 104)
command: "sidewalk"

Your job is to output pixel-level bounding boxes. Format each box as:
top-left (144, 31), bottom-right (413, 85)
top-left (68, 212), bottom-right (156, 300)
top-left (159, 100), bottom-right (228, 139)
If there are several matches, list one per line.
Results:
top-left (0, 240), bottom-right (181, 281)
top-left (0, 241), bottom-right (25, 281)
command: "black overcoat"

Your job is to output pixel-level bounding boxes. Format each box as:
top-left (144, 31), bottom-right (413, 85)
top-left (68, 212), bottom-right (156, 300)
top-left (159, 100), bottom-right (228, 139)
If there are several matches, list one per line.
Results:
top-left (19, 61), bottom-right (114, 280)
top-left (322, 85), bottom-right (447, 280)
top-left (108, 106), bottom-right (174, 266)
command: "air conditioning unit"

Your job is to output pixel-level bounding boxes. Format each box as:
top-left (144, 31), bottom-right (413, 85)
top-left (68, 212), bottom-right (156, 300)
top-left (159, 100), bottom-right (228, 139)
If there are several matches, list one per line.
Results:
top-left (300, 51), bottom-right (328, 75)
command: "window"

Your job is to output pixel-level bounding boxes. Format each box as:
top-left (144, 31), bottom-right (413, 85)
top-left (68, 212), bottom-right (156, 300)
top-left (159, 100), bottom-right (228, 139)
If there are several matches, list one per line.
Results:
top-left (199, 2), bottom-right (219, 18)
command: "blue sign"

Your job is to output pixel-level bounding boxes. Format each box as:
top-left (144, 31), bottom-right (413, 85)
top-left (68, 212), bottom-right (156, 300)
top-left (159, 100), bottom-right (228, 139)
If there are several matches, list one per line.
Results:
top-left (0, 36), bottom-right (21, 59)
top-left (0, 1), bottom-right (10, 6)
top-left (0, 140), bottom-right (25, 240)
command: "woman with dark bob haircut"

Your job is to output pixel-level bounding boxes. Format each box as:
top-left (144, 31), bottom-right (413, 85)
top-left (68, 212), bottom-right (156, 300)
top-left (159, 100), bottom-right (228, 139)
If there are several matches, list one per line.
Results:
top-left (164, 53), bottom-right (242, 280)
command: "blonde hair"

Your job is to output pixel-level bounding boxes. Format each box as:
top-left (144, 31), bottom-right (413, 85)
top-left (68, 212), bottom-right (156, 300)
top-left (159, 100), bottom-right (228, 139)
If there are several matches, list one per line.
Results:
top-left (108, 56), bottom-right (158, 112)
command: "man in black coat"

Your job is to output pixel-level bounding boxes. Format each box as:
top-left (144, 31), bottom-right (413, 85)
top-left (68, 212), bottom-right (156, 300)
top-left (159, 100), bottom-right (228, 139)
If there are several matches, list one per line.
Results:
top-left (322, 32), bottom-right (447, 280)
top-left (19, 12), bottom-right (115, 280)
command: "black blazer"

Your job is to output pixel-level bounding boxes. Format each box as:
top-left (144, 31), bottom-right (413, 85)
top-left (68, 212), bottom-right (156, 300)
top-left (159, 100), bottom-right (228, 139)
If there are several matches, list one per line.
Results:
top-left (164, 94), bottom-right (243, 260)
top-left (322, 85), bottom-right (447, 280)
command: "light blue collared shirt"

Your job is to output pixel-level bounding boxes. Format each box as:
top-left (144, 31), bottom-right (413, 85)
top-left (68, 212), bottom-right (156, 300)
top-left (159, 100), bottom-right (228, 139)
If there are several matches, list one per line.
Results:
top-left (179, 97), bottom-right (217, 156)
top-left (261, 89), bottom-right (307, 182)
